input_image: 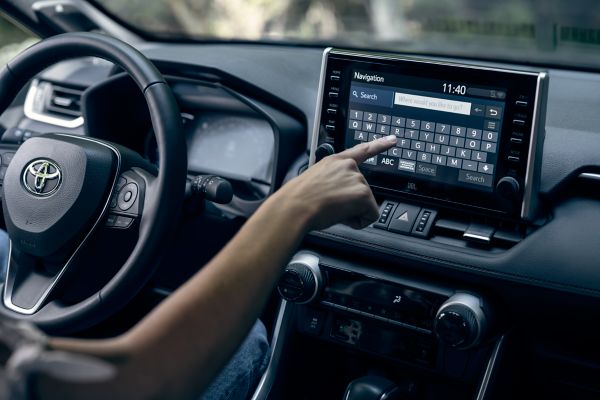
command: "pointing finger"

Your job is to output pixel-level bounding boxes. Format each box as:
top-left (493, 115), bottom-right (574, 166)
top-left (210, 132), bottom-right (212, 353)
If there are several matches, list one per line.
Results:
top-left (337, 135), bottom-right (397, 164)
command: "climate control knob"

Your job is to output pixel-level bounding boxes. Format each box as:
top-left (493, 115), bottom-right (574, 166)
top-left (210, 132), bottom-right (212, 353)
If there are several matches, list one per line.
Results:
top-left (277, 252), bottom-right (323, 304)
top-left (434, 293), bottom-right (489, 350)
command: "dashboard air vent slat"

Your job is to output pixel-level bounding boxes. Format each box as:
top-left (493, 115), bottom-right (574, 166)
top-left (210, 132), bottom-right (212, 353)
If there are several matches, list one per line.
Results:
top-left (24, 79), bottom-right (85, 129)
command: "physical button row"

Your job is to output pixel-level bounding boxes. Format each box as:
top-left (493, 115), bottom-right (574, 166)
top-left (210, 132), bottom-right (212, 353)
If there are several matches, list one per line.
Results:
top-left (349, 121), bottom-right (499, 142)
top-left (349, 110), bottom-right (500, 132)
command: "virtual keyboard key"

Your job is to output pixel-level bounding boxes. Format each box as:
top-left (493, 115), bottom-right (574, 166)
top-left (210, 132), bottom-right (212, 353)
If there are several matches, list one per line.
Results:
top-left (363, 156), bottom-right (377, 165)
top-left (397, 138), bottom-right (411, 148)
top-left (418, 152), bottom-right (432, 163)
top-left (432, 155), bottom-right (447, 166)
top-left (435, 123), bottom-right (450, 134)
top-left (349, 110), bottom-right (363, 120)
top-left (416, 163), bottom-right (437, 177)
top-left (392, 116), bottom-right (406, 127)
top-left (391, 127), bottom-right (404, 137)
top-left (377, 114), bottom-right (391, 124)
top-left (411, 141), bottom-right (424, 151)
top-left (451, 126), bottom-right (466, 136)
top-left (483, 130), bottom-right (498, 142)
top-left (419, 131), bottom-right (434, 142)
top-left (457, 148), bottom-right (472, 159)
top-left (403, 149), bottom-right (417, 160)
top-left (450, 137), bottom-right (465, 147)
top-left (478, 163), bottom-right (494, 174)
top-left (440, 145), bottom-right (455, 156)
top-left (407, 119), bottom-right (420, 129)
top-left (466, 139), bottom-right (481, 150)
top-left (462, 160), bottom-right (477, 171)
top-left (426, 143), bottom-right (440, 154)
top-left (388, 147), bottom-right (402, 157)
top-left (467, 128), bottom-right (482, 140)
top-left (435, 134), bottom-right (448, 144)
top-left (377, 124), bottom-right (390, 134)
top-left (349, 120), bottom-right (363, 130)
top-left (447, 157), bottom-right (462, 168)
top-left (354, 131), bottom-right (367, 141)
top-left (363, 122), bottom-right (376, 132)
top-left (472, 151), bottom-right (487, 162)
top-left (405, 129), bottom-right (419, 139)
top-left (363, 112), bottom-right (378, 122)
top-left (458, 170), bottom-right (493, 187)
top-left (482, 141), bottom-right (497, 153)
top-left (421, 121), bottom-right (435, 132)
top-left (398, 159), bottom-right (416, 172)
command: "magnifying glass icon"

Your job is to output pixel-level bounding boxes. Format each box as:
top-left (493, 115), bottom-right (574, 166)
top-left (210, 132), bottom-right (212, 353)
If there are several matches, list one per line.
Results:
top-left (352, 90), bottom-right (358, 98)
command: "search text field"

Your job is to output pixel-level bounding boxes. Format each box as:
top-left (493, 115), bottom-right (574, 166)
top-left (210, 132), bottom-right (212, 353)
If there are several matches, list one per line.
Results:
top-left (394, 92), bottom-right (472, 115)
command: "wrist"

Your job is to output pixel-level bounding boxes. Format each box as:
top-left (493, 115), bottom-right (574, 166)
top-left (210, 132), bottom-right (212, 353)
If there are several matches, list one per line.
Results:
top-left (265, 188), bottom-right (316, 234)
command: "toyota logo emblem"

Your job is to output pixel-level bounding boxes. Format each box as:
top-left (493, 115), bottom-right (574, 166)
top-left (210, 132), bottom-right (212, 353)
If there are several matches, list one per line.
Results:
top-left (22, 159), bottom-right (62, 197)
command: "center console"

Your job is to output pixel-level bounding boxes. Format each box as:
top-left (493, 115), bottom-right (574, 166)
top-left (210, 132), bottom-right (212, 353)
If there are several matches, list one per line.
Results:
top-left (253, 49), bottom-right (549, 400)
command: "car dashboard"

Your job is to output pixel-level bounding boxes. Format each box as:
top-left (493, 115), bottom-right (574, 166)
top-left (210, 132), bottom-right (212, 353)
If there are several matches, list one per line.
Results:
top-left (2, 42), bottom-right (600, 400)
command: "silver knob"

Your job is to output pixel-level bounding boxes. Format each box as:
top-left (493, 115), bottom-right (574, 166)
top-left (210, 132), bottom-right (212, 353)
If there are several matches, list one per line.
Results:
top-left (277, 252), bottom-right (323, 304)
top-left (434, 293), bottom-right (489, 350)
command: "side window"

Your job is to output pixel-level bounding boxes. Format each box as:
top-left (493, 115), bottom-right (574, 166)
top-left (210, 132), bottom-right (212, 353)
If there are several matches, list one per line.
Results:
top-left (0, 13), bottom-right (37, 67)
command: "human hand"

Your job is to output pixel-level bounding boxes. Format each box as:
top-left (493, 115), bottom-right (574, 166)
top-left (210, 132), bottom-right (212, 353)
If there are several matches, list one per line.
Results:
top-left (275, 135), bottom-right (397, 231)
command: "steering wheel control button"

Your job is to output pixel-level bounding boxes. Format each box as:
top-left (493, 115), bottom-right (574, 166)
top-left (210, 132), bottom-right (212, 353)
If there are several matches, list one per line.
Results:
top-left (117, 177), bottom-right (127, 190)
top-left (388, 204), bottom-right (421, 234)
top-left (105, 214), bottom-right (117, 227)
top-left (411, 208), bottom-right (437, 238)
top-left (373, 201), bottom-right (398, 230)
top-left (117, 182), bottom-right (138, 211)
top-left (114, 216), bottom-right (134, 229)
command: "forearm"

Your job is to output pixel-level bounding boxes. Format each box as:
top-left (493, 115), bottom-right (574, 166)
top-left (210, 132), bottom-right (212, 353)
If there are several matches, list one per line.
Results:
top-left (48, 190), bottom-right (313, 399)
top-left (44, 137), bottom-right (396, 399)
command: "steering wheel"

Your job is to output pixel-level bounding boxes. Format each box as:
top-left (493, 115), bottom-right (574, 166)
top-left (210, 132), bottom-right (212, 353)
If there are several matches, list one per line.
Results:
top-left (0, 33), bottom-right (187, 333)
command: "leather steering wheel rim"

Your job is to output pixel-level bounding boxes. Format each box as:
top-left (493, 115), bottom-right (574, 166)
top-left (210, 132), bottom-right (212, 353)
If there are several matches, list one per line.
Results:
top-left (0, 32), bottom-right (187, 333)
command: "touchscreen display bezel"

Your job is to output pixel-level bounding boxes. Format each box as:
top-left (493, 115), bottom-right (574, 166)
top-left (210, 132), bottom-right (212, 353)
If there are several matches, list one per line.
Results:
top-left (310, 49), bottom-right (547, 220)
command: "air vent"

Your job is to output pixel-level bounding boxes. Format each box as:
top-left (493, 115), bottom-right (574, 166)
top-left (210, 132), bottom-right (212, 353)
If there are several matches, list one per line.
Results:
top-left (24, 79), bottom-right (85, 128)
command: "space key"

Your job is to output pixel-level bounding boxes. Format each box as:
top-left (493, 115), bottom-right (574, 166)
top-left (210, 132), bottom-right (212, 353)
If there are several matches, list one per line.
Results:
top-left (458, 170), bottom-right (493, 187)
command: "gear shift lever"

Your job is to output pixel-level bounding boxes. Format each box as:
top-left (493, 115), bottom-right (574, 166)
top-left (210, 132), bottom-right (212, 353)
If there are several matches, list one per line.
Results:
top-left (343, 376), bottom-right (403, 400)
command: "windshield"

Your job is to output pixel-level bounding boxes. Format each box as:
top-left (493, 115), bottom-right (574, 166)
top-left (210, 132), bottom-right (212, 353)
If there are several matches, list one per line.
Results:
top-left (94, 0), bottom-right (600, 70)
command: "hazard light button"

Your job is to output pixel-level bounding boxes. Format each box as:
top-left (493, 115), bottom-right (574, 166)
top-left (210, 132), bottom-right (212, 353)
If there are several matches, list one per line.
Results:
top-left (388, 203), bottom-right (421, 234)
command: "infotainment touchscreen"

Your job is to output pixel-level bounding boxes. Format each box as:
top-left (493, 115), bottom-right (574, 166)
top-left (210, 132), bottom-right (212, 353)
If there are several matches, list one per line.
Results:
top-left (311, 49), bottom-right (548, 220)
top-left (347, 72), bottom-right (505, 193)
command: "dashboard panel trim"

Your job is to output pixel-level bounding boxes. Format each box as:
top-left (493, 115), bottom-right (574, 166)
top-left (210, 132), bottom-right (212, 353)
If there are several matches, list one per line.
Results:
top-left (520, 72), bottom-right (548, 220)
top-left (308, 47), bottom-right (331, 167)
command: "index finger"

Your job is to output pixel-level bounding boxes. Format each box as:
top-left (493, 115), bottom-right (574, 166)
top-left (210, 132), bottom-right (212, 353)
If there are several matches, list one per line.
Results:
top-left (337, 135), bottom-right (397, 164)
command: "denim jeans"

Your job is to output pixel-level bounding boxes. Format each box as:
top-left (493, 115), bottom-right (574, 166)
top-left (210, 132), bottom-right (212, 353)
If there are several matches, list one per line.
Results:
top-left (0, 230), bottom-right (270, 400)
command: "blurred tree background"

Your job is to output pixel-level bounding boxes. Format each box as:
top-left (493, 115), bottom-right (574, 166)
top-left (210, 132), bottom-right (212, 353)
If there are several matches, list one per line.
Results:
top-left (0, 14), bottom-right (36, 66)
top-left (2, 0), bottom-right (600, 67)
